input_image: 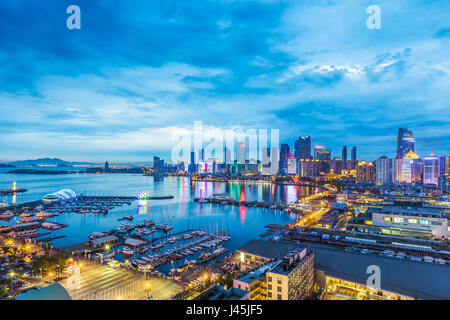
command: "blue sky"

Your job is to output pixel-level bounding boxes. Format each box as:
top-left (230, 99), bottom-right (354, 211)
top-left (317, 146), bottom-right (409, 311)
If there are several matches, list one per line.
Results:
top-left (0, 0), bottom-right (449, 162)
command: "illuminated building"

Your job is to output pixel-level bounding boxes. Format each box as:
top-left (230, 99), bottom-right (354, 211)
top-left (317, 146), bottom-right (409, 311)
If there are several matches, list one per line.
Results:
top-left (375, 155), bottom-right (393, 184)
top-left (439, 156), bottom-right (450, 176)
top-left (342, 146), bottom-right (347, 170)
top-left (266, 250), bottom-right (315, 300)
top-left (362, 201), bottom-right (449, 239)
top-left (392, 154), bottom-right (403, 183)
top-left (314, 145), bottom-right (325, 160)
top-left (287, 156), bottom-right (297, 175)
top-left (332, 158), bottom-right (343, 175)
top-left (397, 128), bottom-right (415, 158)
top-left (298, 159), bottom-right (319, 177)
top-left (316, 149), bottom-right (331, 174)
top-left (351, 146), bottom-right (357, 170)
top-left (294, 136), bottom-right (311, 160)
top-left (236, 142), bottom-right (246, 164)
top-left (423, 152), bottom-right (439, 185)
top-left (279, 144), bottom-right (290, 174)
top-left (356, 161), bottom-right (375, 182)
top-left (401, 151), bottom-right (423, 183)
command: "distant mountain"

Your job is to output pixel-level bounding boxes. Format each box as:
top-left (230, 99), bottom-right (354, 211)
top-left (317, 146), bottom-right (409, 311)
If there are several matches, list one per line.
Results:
top-left (8, 158), bottom-right (95, 167)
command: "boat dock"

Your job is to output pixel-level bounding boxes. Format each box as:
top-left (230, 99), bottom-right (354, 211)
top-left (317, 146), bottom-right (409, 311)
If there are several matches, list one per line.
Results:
top-left (194, 197), bottom-right (291, 211)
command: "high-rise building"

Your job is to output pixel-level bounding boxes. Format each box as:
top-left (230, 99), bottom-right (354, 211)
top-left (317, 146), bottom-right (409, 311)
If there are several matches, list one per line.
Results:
top-left (351, 146), bottom-right (357, 170)
top-left (294, 136), bottom-right (311, 160)
top-left (342, 146), bottom-right (347, 170)
top-left (392, 155), bottom-right (403, 183)
top-left (287, 156), bottom-right (297, 175)
top-left (316, 149), bottom-right (331, 174)
top-left (440, 156), bottom-right (450, 176)
top-left (423, 152), bottom-right (439, 185)
top-left (279, 144), bottom-right (290, 173)
top-left (438, 176), bottom-right (450, 193)
top-left (357, 161), bottom-right (376, 183)
top-left (332, 158), bottom-right (343, 175)
top-left (236, 142), bottom-right (246, 164)
top-left (298, 159), bottom-right (319, 177)
top-left (375, 155), bottom-right (393, 184)
top-left (397, 128), bottom-right (415, 158)
top-left (401, 151), bottom-right (423, 183)
top-left (314, 145), bottom-right (325, 160)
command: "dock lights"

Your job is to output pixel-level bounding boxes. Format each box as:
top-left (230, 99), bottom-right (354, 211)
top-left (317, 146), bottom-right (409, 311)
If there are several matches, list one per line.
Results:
top-left (117, 296), bottom-right (121, 300)
top-left (105, 244), bottom-right (111, 251)
top-left (9, 271), bottom-right (15, 278)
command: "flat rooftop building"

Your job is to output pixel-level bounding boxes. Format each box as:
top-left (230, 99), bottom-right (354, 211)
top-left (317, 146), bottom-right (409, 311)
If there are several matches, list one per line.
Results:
top-left (348, 200), bottom-right (449, 239)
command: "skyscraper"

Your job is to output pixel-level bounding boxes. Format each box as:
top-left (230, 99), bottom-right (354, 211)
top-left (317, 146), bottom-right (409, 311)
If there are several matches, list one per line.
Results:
top-left (314, 145), bottom-right (325, 161)
top-left (375, 155), bottom-right (392, 184)
top-left (423, 152), bottom-right (439, 185)
top-left (351, 146), bottom-right (357, 170)
top-left (342, 146), bottom-right (347, 170)
top-left (279, 144), bottom-right (290, 173)
top-left (397, 128), bottom-right (415, 158)
top-left (316, 149), bottom-right (331, 174)
top-left (401, 151), bottom-right (423, 183)
top-left (236, 142), bottom-right (246, 164)
top-left (294, 136), bottom-right (311, 160)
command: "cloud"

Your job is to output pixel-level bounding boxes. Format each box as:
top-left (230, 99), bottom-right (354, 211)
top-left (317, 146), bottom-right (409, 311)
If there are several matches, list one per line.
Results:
top-left (0, 0), bottom-right (449, 162)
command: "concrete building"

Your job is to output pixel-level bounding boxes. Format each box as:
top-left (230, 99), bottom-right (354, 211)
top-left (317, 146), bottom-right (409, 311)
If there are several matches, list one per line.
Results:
top-left (266, 250), bottom-right (315, 300)
top-left (350, 201), bottom-right (449, 239)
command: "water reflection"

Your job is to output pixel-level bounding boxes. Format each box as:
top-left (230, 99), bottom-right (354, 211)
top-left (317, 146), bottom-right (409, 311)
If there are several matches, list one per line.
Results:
top-left (137, 200), bottom-right (149, 215)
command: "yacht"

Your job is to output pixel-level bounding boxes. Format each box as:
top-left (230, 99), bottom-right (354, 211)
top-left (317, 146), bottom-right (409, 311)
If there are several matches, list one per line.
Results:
top-left (0, 211), bottom-right (14, 219)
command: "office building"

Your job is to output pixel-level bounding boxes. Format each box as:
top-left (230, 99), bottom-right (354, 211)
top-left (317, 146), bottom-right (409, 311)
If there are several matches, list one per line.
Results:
top-left (423, 152), bottom-right (439, 185)
top-left (332, 158), bottom-right (343, 175)
top-left (266, 250), bottom-right (315, 300)
top-left (366, 201), bottom-right (449, 239)
top-left (298, 159), bottom-right (320, 177)
top-left (342, 146), bottom-right (347, 170)
top-left (401, 151), bottom-right (423, 183)
top-left (287, 156), bottom-right (297, 175)
top-left (376, 155), bottom-right (393, 184)
top-left (356, 161), bottom-right (376, 183)
top-left (397, 128), bottom-right (415, 158)
top-left (351, 146), bottom-right (357, 170)
top-left (316, 149), bottom-right (331, 174)
top-left (294, 136), bottom-right (311, 160)
top-left (279, 144), bottom-right (290, 174)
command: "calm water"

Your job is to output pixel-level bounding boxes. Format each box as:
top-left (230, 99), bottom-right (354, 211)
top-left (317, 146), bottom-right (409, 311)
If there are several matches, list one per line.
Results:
top-left (0, 168), bottom-right (320, 270)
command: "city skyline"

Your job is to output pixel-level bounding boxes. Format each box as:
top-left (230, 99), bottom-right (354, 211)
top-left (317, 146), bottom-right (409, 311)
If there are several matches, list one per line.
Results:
top-left (0, 1), bottom-right (449, 162)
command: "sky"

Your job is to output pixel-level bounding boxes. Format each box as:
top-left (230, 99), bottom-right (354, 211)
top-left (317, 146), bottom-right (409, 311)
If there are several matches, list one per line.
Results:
top-left (0, 0), bottom-right (449, 163)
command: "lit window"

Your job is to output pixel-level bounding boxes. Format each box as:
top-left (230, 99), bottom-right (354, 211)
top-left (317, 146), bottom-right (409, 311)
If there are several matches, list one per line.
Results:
top-left (419, 220), bottom-right (429, 225)
top-left (407, 219), bottom-right (418, 224)
top-left (383, 217), bottom-right (392, 222)
top-left (393, 217), bottom-right (404, 223)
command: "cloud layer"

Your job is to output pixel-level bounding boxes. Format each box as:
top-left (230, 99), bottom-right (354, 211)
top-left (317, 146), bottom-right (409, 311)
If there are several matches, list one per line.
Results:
top-left (0, 0), bottom-right (449, 162)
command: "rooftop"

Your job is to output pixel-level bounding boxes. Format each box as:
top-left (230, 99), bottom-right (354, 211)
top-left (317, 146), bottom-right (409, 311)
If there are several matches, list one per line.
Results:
top-left (237, 239), bottom-right (300, 260)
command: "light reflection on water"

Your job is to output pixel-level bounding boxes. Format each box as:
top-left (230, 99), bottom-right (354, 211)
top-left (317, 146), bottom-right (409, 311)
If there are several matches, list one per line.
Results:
top-left (0, 171), bottom-right (321, 266)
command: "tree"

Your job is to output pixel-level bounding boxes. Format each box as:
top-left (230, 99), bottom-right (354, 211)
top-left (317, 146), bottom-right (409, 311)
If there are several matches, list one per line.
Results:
top-left (0, 285), bottom-right (8, 300)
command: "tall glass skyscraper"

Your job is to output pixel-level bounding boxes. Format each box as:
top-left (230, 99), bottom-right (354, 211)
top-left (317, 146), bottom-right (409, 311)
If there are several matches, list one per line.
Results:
top-left (423, 152), bottom-right (439, 185)
top-left (294, 136), bottom-right (311, 160)
top-left (397, 128), bottom-right (415, 158)
top-left (342, 146), bottom-right (347, 170)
